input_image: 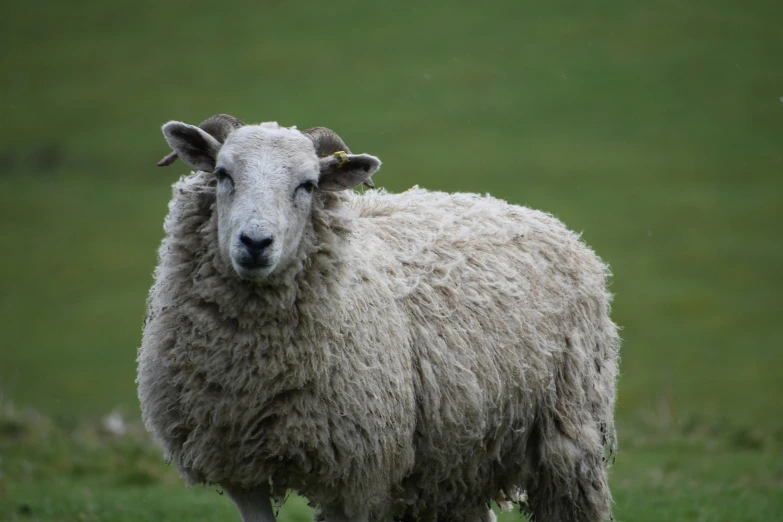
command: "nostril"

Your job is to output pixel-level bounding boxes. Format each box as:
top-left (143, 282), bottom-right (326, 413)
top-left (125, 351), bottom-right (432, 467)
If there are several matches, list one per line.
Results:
top-left (239, 233), bottom-right (274, 252)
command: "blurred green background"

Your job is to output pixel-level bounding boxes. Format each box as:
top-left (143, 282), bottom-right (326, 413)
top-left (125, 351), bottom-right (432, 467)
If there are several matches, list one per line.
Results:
top-left (1, 0), bottom-right (781, 520)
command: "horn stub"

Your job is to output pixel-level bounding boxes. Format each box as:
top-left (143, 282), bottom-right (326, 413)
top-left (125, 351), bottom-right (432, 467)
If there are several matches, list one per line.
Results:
top-left (302, 127), bottom-right (352, 157)
top-left (198, 114), bottom-right (245, 143)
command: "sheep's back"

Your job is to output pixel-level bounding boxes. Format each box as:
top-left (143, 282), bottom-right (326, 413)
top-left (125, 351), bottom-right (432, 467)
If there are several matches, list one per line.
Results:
top-left (350, 187), bottom-right (619, 515)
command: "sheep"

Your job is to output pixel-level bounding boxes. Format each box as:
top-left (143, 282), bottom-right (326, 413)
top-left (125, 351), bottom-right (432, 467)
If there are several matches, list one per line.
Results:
top-left (137, 114), bottom-right (621, 522)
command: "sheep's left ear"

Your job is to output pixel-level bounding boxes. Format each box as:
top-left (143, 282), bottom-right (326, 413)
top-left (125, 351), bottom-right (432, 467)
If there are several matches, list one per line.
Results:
top-left (317, 153), bottom-right (381, 191)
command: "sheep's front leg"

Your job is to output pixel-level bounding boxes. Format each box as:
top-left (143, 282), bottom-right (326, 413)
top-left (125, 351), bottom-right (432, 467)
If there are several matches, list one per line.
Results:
top-left (223, 485), bottom-right (277, 522)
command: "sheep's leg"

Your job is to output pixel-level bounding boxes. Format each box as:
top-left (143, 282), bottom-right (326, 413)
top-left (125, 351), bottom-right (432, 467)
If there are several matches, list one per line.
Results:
top-left (319, 506), bottom-right (369, 522)
top-left (525, 421), bottom-right (611, 522)
top-left (223, 485), bottom-right (277, 522)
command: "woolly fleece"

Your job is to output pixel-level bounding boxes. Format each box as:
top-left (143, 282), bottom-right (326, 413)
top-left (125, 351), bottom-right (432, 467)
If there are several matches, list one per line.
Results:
top-left (137, 172), bottom-right (620, 522)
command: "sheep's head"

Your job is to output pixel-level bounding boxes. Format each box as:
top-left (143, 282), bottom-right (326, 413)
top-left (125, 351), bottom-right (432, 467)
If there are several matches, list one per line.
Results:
top-left (158, 115), bottom-right (382, 281)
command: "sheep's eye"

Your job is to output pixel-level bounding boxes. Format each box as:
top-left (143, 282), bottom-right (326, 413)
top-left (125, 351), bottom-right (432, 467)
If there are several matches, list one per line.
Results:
top-left (215, 167), bottom-right (233, 185)
top-left (296, 180), bottom-right (316, 194)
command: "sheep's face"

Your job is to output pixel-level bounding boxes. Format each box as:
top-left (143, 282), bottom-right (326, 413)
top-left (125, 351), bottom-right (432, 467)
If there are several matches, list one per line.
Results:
top-left (161, 121), bottom-right (381, 281)
top-left (214, 125), bottom-right (320, 279)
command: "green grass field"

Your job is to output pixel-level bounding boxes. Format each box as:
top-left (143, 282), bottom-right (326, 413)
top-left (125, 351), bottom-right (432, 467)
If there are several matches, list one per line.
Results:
top-left (1, 0), bottom-right (782, 520)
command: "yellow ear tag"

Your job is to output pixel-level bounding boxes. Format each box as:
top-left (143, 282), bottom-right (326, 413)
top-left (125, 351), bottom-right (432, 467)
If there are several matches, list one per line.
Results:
top-left (333, 151), bottom-right (350, 168)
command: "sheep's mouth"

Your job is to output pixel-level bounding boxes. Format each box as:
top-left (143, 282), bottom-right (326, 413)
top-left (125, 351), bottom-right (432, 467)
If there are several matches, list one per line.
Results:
top-left (233, 265), bottom-right (274, 281)
top-left (235, 256), bottom-right (271, 270)
top-left (232, 256), bottom-right (274, 280)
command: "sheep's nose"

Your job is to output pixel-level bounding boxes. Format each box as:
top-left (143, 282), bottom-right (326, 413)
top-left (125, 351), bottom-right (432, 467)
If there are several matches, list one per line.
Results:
top-left (239, 232), bottom-right (274, 257)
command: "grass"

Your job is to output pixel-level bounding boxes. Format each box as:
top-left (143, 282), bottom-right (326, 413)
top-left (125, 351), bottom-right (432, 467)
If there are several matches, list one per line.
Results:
top-left (1, 0), bottom-right (782, 520)
top-left (0, 398), bottom-right (314, 522)
top-left (2, 398), bottom-right (780, 521)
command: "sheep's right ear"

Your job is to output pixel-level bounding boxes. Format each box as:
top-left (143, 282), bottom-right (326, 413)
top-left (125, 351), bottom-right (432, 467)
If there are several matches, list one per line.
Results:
top-left (161, 121), bottom-right (221, 172)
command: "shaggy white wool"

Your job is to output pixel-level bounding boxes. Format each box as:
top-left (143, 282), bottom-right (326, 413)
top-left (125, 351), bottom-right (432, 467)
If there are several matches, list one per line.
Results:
top-left (137, 173), bottom-right (620, 522)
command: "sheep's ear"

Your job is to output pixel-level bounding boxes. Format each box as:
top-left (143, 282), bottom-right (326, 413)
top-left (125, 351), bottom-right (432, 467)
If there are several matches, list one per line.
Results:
top-left (161, 121), bottom-right (221, 172)
top-left (317, 153), bottom-right (381, 191)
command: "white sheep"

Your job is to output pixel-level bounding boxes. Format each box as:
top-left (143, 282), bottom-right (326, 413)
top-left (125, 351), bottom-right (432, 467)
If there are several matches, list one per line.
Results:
top-left (137, 114), bottom-right (621, 522)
